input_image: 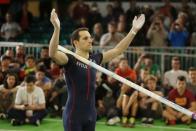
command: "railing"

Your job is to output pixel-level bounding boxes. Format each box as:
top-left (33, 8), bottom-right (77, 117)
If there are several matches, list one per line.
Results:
top-left (0, 42), bottom-right (196, 75)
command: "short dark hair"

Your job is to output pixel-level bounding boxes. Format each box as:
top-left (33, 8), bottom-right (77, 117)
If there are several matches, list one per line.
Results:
top-left (25, 75), bottom-right (36, 83)
top-left (177, 76), bottom-right (186, 82)
top-left (71, 27), bottom-right (89, 48)
top-left (188, 67), bottom-right (196, 72)
top-left (172, 56), bottom-right (180, 61)
top-left (1, 55), bottom-right (11, 61)
top-left (41, 46), bottom-right (49, 50)
top-left (25, 55), bottom-right (35, 61)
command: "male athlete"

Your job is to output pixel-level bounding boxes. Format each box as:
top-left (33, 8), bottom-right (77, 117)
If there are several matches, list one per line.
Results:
top-left (49, 9), bottom-right (145, 131)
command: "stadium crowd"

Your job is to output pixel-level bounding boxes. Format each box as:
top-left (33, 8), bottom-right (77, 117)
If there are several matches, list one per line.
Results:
top-left (0, 0), bottom-right (196, 128)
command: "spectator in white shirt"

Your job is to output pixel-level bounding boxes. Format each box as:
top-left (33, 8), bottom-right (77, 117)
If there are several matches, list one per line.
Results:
top-left (8, 75), bottom-right (47, 126)
top-left (163, 56), bottom-right (188, 95)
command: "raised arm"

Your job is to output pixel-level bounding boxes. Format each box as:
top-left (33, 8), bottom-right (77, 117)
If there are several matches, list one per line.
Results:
top-left (49, 9), bottom-right (68, 65)
top-left (102, 14), bottom-right (145, 64)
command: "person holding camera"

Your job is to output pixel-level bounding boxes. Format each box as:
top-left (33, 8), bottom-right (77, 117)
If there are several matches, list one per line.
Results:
top-left (146, 16), bottom-right (168, 47)
top-left (168, 19), bottom-right (189, 47)
top-left (8, 75), bottom-right (47, 126)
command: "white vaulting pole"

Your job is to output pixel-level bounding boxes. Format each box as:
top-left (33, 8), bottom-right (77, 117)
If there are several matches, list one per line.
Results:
top-left (58, 45), bottom-right (196, 119)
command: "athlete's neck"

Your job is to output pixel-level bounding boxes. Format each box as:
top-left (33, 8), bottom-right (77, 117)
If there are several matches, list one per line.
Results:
top-left (75, 49), bottom-right (89, 59)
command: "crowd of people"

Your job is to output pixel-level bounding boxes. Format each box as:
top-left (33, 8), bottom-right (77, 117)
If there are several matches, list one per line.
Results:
top-left (0, 46), bottom-right (67, 126)
top-left (0, 0), bottom-right (196, 128)
top-left (0, 0), bottom-right (196, 46)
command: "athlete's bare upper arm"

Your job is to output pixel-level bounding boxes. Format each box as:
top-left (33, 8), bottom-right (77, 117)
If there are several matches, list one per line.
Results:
top-left (102, 48), bottom-right (119, 64)
top-left (51, 50), bottom-right (68, 65)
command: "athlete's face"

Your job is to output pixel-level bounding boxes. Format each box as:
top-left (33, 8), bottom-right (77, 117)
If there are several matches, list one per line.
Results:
top-left (76, 31), bottom-right (93, 52)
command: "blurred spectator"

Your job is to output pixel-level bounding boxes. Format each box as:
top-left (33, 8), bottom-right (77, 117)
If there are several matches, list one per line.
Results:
top-left (138, 75), bottom-right (163, 124)
top-left (136, 67), bottom-right (150, 87)
top-left (190, 32), bottom-right (196, 47)
top-left (126, 0), bottom-right (140, 27)
top-left (49, 61), bottom-right (61, 80)
top-left (15, 45), bottom-right (25, 66)
top-left (158, 0), bottom-right (177, 30)
top-left (114, 57), bottom-right (137, 82)
top-left (103, 4), bottom-right (115, 26)
top-left (37, 47), bottom-right (51, 70)
top-left (8, 75), bottom-right (47, 126)
top-left (187, 67), bottom-right (196, 98)
top-left (48, 69), bottom-right (67, 117)
top-left (162, 76), bottom-right (196, 125)
top-left (9, 59), bottom-right (25, 83)
top-left (100, 21), bottom-right (124, 48)
top-left (22, 55), bottom-right (36, 76)
top-left (168, 19), bottom-right (189, 47)
top-left (112, 0), bottom-right (124, 22)
top-left (163, 56), bottom-right (189, 94)
top-left (35, 64), bottom-right (52, 102)
top-left (0, 73), bottom-right (19, 119)
top-left (72, 0), bottom-right (89, 22)
top-left (0, 12), bottom-right (22, 41)
top-left (134, 54), bottom-right (161, 80)
top-left (4, 48), bottom-right (14, 60)
top-left (0, 55), bottom-right (12, 84)
top-left (146, 15), bottom-right (168, 47)
top-left (16, 2), bottom-right (33, 32)
top-left (39, 0), bottom-right (52, 20)
top-left (117, 21), bottom-right (127, 36)
top-left (88, 2), bottom-right (103, 30)
top-left (117, 80), bottom-right (138, 127)
top-left (92, 22), bottom-right (103, 46)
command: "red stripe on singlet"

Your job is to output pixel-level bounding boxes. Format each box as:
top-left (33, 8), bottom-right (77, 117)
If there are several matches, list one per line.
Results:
top-left (86, 65), bottom-right (90, 100)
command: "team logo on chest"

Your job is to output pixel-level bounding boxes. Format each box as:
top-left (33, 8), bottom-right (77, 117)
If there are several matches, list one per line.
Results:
top-left (76, 61), bottom-right (87, 69)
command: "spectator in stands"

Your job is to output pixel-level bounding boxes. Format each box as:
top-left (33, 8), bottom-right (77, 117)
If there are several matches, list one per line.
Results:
top-left (0, 73), bottom-right (19, 119)
top-left (103, 4), bottom-right (115, 25)
top-left (117, 21), bottom-right (127, 36)
top-left (4, 48), bottom-right (14, 60)
top-left (8, 75), bottom-right (47, 126)
top-left (95, 72), bottom-right (121, 126)
top-left (190, 32), bottom-right (196, 47)
top-left (35, 64), bottom-right (52, 103)
top-left (49, 61), bottom-right (61, 80)
top-left (162, 76), bottom-right (196, 125)
top-left (139, 75), bottom-right (163, 124)
top-left (88, 2), bottom-right (103, 30)
top-left (72, 0), bottom-right (89, 22)
top-left (168, 19), bottom-right (189, 47)
top-left (137, 67), bottom-right (150, 87)
top-left (22, 55), bottom-right (36, 76)
top-left (48, 69), bottom-right (67, 117)
top-left (0, 12), bottom-right (22, 41)
top-left (100, 21), bottom-right (124, 48)
top-left (112, 0), bottom-right (124, 22)
top-left (38, 46), bottom-right (51, 70)
top-left (158, 0), bottom-right (177, 30)
top-left (126, 0), bottom-right (140, 29)
top-left (92, 22), bottom-right (103, 46)
top-left (16, 2), bottom-right (33, 32)
top-left (115, 57), bottom-right (137, 82)
top-left (146, 15), bottom-right (168, 47)
top-left (116, 79), bottom-right (138, 127)
top-left (134, 54), bottom-right (161, 80)
top-left (0, 55), bottom-right (12, 84)
top-left (15, 45), bottom-right (25, 67)
top-left (39, 0), bottom-right (52, 20)
top-left (163, 56), bottom-right (188, 94)
top-left (187, 67), bottom-right (196, 98)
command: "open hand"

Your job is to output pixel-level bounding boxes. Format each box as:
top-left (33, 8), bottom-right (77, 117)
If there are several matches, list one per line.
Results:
top-left (132, 14), bottom-right (145, 32)
top-left (50, 9), bottom-right (60, 29)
